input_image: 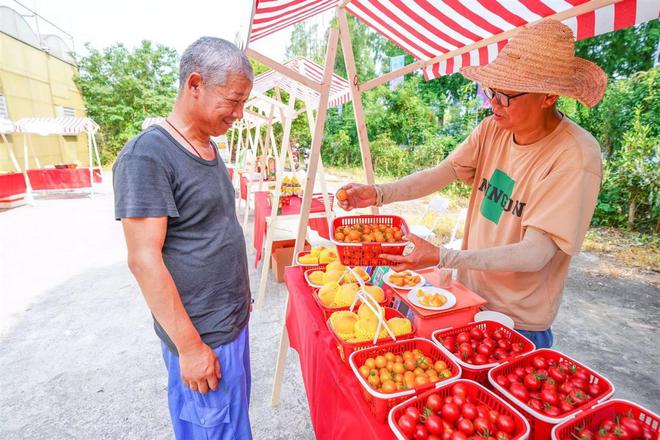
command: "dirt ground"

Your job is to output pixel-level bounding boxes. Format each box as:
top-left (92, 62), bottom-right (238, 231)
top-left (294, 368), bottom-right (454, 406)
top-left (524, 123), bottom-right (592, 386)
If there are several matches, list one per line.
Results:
top-left (0, 174), bottom-right (658, 439)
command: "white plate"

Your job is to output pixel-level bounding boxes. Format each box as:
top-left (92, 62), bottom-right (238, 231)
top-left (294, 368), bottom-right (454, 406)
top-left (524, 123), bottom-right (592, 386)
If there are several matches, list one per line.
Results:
top-left (474, 311), bottom-right (515, 328)
top-left (382, 270), bottom-right (426, 290)
top-left (407, 287), bottom-right (456, 311)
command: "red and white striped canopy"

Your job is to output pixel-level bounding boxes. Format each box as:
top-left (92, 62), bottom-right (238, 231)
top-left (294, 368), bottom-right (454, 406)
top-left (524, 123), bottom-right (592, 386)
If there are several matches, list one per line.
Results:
top-left (15, 117), bottom-right (99, 135)
top-left (251, 56), bottom-right (352, 108)
top-left (249, 0), bottom-right (659, 80)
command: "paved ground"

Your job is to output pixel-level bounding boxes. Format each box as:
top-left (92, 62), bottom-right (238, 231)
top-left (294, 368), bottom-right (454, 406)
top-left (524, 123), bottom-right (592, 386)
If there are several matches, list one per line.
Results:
top-left (0, 176), bottom-right (658, 439)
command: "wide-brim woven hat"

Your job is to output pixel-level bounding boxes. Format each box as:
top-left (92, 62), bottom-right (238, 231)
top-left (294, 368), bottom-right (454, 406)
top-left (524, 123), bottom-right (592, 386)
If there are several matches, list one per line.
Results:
top-left (461, 19), bottom-right (607, 108)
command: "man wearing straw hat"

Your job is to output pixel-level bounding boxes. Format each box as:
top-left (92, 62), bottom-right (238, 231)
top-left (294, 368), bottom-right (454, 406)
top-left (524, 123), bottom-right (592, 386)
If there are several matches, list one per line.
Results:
top-left (338, 19), bottom-right (607, 349)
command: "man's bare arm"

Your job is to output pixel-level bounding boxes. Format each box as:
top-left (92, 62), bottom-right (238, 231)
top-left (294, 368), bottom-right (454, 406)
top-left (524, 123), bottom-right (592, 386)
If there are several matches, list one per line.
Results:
top-left (122, 217), bottom-right (220, 394)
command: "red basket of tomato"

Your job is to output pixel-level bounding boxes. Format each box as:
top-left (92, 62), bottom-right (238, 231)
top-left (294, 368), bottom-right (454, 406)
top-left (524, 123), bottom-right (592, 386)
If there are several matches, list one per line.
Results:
top-left (488, 349), bottom-right (615, 440)
top-left (331, 215), bottom-right (410, 266)
top-left (432, 321), bottom-right (536, 385)
top-left (551, 399), bottom-right (658, 440)
top-left (349, 338), bottom-right (461, 422)
top-left (389, 379), bottom-right (531, 440)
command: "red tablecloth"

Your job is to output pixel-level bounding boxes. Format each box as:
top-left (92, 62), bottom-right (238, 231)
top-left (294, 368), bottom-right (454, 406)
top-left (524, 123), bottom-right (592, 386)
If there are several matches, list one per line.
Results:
top-left (0, 172), bottom-right (27, 199)
top-left (27, 168), bottom-right (102, 190)
top-left (253, 191), bottom-right (333, 266)
top-left (284, 266), bottom-right (396, 440)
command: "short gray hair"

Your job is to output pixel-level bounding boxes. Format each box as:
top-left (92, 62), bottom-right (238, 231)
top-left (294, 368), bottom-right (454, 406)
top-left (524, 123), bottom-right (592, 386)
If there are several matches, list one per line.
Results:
top-left (179, 37), bottom-right (253, 91)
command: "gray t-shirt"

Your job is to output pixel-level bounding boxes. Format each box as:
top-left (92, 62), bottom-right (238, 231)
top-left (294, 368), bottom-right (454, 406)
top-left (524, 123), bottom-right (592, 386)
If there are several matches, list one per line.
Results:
top-left (113, 125), bottom-right (250, 354)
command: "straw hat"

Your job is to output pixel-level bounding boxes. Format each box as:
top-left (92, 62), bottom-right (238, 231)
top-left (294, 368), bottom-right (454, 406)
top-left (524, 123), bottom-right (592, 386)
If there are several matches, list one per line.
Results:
top-left (461, 19), bottom-right (607, 108)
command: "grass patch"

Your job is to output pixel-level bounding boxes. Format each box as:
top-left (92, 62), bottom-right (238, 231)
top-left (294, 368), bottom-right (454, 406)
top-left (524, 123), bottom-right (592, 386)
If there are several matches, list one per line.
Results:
top-left (582, 227), bottom-right (660, 272)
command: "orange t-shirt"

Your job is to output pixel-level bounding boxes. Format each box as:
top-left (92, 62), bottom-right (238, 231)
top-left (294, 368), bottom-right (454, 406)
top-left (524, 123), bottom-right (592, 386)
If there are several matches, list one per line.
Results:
top-left (448, 115), bottom-right (602, 330)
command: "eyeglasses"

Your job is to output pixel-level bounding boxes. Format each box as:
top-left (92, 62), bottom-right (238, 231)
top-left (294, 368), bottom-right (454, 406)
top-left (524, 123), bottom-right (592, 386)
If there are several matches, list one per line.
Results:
top-left (483, 87), bottom-right (528, 108)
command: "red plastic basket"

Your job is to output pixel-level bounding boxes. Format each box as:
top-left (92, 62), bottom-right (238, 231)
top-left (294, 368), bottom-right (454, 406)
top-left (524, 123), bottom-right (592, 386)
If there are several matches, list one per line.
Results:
top-left (331, 215), bottom-right (410, 266)
top-left (328, 307), bottom-right (417, 364)
top-left (552, 399), bottom-right (659, 439)
top-left (431, 321), bottom-right (536, 385)
top-left (349, 338), bottom-right (462, 422)
top-left (389, 379), bottom-right (531, 440)
top-left (313, 283), bottom-right (392, 320)
top-left (489, 349), bottom-right (615, 440)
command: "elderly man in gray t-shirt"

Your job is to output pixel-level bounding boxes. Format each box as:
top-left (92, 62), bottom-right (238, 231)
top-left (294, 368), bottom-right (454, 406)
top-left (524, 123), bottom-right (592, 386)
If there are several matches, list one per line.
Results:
top-left (113, 37), bottom-right (253, 440)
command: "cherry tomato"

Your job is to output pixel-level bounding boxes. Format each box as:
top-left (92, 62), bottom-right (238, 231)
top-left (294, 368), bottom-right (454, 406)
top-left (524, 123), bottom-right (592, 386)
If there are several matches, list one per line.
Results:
top-left (495, 375), bottom-right (509, 388)
top-left (543, 405), bottom-right (561, 417)
top-left (496, 414), bottom-right (515, 434)
top-left (531, 355), bottom-right (548, 370)
top-left (450, 432), bottom-right (469, 440)
top-left (469, 327), bottom-right (484, 340)
top-left (425, 414), bottom-right (443, 435)
top-left (398, 414), bottom-right (416, 436)
top-left (452, 382), bottom-right (469, 397)
top-left (507, 373), bottom-right (520, 384)
top-left (575, 428), bottom-right (596, 440)
top-left (458, 342), bottom-right (472, 360)
top-left (482, 338), bottom-right (496, 350)
top-left (548, 366), bottom-right (566, 384)
top-left (461, 403), bottom-right (478, 420)
top-left (456, 332), bottom-right (471, 344)
top-left (473, 417), bottom-right (492, 435)
top-left (442, 336), bottom-right (456, 352)
top-left (587, 382), bottom-right (600, 396)
top-left (559, 399), bottom-right (574, 413)
top-left (405, 406), bottom-right (421, 422)
top-left (492, 328), bottom-right (506, 340)
top-left (620, 416), bottom-right (643, 438)
top-left (477, 343), bottom-right (493, 356)
top-left (426, 393), bottom-right (443, 412)
top-left (541, 388), bottom-right (559, 406)
top-left (523, 374), bottom-right (541, 391)
top-left (509, 382), bottom-right (530, 402)
top-left (514, 367), bottom-right (526, 378)
top-left (528, 398), bottom-right (543, 412)
top-left (457, 419), bottom-right (474, 436)
top-left (441, 402), bottom-right (461, 422)
top-left (571, 378), bottom-right (588, 391)
top-left (414, 423), bottom-right (429, 439)
top-left (473, 354), bottom-right (489, 365)
top-left (497, 339), bottom-right (511, 350)
top-left (495, 432), bottom-right (511, 440)
top-left (452, 394), bottom-right (467, 407)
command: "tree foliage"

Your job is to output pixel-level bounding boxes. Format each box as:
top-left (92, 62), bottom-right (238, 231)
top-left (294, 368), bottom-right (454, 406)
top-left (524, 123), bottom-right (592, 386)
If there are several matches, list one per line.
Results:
top-left (75, 41), bottom-right (178, 162)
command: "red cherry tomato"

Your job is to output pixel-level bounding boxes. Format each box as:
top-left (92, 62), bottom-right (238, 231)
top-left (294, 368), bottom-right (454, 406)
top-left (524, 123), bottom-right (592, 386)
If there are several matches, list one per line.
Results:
top-left (441, 402), bottom-right (460, 422)
top-left (473, 417), bottom-right (492, 435)
top-left (509, 382), bottom-right (530, 402)
top-left (398, 414), bottom-right (416, 436)
top-left (452, 382), bottom-right (469, 397)
top-left (523, 374), bottom-right (541, 391)
top-left (405, 406), bottom-right (421, 422)
top-left (456, 332), bottom-right (471, 344)
top-left (414, 423), bottom-right (429, 439)
top-left (496, 414), bottom-right (515, 434)
top-left (426, 393), bottom-right (443, 412)
top-left (620, 416), bottom-right (643, 438)
top-left (461, 403), bottom-right (478, 420)
top-left (541, 388), bottom-right (559, 406)
top-left (469, 327), bottom-right (484, 340)
top-left (543, 405), bottom-right (561, 417)
top-left (457, 419), bottom-right (474, 436)
top-left (425, 414), bottom-right (444, 435)
top-left (531, 355), bottom-right (548, 370)
top-left (495, 375), bottom-right (509, 388)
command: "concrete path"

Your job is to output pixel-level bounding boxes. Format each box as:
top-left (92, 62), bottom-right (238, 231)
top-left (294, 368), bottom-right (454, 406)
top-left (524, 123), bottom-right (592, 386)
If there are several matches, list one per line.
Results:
top-left (0, 177), bottom-right (658, 439)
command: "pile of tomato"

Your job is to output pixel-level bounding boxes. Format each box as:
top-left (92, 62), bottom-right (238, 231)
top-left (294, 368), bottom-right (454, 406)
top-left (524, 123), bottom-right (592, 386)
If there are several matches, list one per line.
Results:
top-left (493, 354), bottom-right (603, 417)
top-left (396, 382), bottom-right (523, 440)
top-left (567, 412), bottom-right (655, 440)
top-left (439, 326), bottom-right (527, 366)
top-left (357, 349), bottom-right (454, 394)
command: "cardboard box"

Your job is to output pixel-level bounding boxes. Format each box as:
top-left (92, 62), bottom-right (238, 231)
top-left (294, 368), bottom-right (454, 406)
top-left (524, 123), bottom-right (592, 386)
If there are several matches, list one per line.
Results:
top-left (271, 240), bottom-right (310, 282)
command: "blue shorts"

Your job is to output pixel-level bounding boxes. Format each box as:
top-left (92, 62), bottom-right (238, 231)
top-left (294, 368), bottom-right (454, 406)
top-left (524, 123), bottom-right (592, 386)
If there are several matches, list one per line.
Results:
top-left (161, 326), bottom-right (252, 440)
top-left (515, 328), bottom-right (553, 349)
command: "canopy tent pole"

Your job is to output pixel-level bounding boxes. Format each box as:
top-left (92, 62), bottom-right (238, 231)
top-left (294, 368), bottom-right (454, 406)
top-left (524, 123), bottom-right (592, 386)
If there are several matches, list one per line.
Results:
top-left (271, 24), bottom-right (340, 407)
top-left (243, 122), bottom-right (262, 231)
top-left (259, 104), bottom-right (276, 192)
top-left (274, 87), bottom-right (298, 173)
top-left (88, 130), bottom-right (95, 199)
top-left (304, 105), bottom-right (333, 231)
top-left (337, 7), bottom-right (377, 214)
top-left (91, 130), bottom-right (103, 181)
top-left (254, 84), bottom-right (298, 311)
top-left (2, 132), bottom-right (21, 173)
top-left (228, 125), bottom-right (235, 162)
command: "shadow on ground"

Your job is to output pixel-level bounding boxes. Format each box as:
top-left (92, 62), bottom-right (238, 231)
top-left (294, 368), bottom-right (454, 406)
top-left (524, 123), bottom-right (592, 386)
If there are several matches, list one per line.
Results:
top-left (0, 259), bottom-right (314, 439)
